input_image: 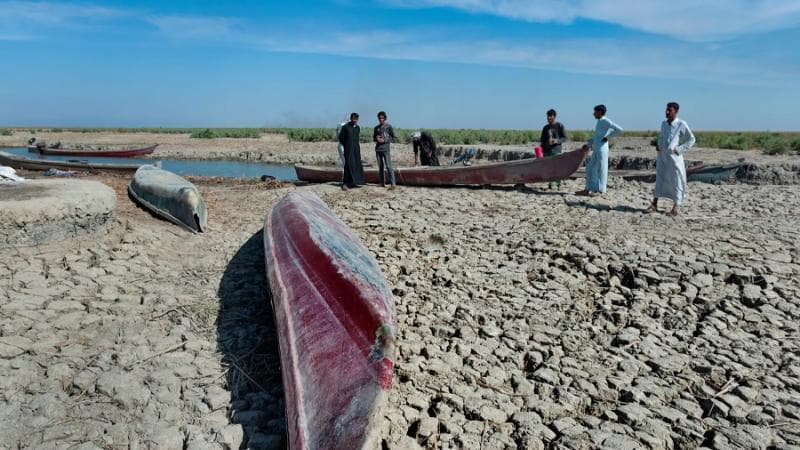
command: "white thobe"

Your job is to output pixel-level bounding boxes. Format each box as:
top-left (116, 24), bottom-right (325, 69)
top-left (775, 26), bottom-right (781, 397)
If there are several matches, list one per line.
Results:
top-left (654, 118), bottom-right (696, 205)
top-left (335, 121), bottom-right (347, 167)
top-left (585, 117), bottom-right (623, 193)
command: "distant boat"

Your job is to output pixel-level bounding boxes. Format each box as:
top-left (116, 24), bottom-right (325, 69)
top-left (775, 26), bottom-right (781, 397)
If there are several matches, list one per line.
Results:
top-left (0, 150), bottom-right (150, 172)
top-left (264, 192), bottom-right (396, 450)
top-left (28, 144), bottom-right (158, 158)
top-left (128, 165), bottom-right (207, 232)
top-left (608, 163), bottom-right (742, 184)
top-left (685, 163), bottom-right (741, 183)
top-left (295, 147), bottom-right (589, 186)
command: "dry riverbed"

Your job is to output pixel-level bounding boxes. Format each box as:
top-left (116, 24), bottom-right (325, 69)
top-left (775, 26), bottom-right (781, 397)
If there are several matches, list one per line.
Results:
top-left (1, 169), bottom-right (799, 449)
top-left (1, 131), bottom-right (800, 449)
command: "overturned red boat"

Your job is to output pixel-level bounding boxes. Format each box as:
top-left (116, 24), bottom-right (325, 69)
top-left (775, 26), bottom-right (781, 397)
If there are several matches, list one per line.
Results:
top-left (295, 147), bottom-right (589, 186)
top-left (28, 144), bottom-right (158, 158)
top-left (264, 192), bottom-right (396, 450)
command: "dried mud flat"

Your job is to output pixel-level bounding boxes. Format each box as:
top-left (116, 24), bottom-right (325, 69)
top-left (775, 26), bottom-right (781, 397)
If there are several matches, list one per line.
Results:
top-left (1, 171), bottom-right (798, 450)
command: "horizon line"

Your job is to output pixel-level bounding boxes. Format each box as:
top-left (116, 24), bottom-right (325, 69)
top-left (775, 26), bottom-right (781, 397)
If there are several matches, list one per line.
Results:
top-left (2, 126), bottom-right (799, 133)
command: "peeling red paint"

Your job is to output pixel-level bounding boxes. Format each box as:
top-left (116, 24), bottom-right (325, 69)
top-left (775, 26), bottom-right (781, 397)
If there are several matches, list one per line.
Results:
top-left (264, 192), bottom-right (397, 450)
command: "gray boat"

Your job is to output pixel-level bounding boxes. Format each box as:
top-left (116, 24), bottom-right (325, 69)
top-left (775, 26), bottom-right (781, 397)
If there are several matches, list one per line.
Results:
top-left (0, 150), bottom-right (148, 172)
top-left (580, 163), bottom-right (743, 184)
top-left (128, 165), bottom-right (207, 232)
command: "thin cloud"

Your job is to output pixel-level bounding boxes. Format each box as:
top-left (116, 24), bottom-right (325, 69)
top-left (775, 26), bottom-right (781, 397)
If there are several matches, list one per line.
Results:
top-left (144, 14), bottom-right (785, 85)
top-left (148, 15), bottom-right (418, 55)
top-left (385, 0), bottom-right (800, 41)
top-left (2, 3), bottom-right (792, 85)
top-left (0, 1), bottom-right (127, 24)
top-left (0, 33), bottom-right (36, 41)
top-left (147, 15), bottom-right (242, 41)
top-left (0, 1), bottom-right (130, 39)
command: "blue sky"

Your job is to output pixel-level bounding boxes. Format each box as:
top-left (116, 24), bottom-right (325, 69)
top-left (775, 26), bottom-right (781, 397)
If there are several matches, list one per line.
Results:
top-left (1, 1), bottom-right (799, 130)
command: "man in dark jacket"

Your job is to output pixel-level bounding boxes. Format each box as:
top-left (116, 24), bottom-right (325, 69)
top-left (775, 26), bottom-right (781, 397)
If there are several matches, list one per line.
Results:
top-left (338, 112), bottom-right (364, 190)
top-left (373, 111), bottom-right (397, 189)
top-left (541, 109), bottom-right (567, 157)
top-left (413, 131), bottom-right (440, 166)
top-left (541, 109), bottom-right (568, 189)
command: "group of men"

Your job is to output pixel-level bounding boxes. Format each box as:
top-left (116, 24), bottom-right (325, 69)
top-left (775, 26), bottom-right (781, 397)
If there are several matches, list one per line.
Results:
top-left (336, 111), bottom-right (440, 191)
top-left (335, 102), bottom-right (696, 216)
top-left (543, 103), bottom-right (695, 215)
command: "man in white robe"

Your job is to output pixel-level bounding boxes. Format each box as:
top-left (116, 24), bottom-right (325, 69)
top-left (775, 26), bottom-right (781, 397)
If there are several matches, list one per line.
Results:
top-left (576, 104), bottom-right (623, 196)
top-left (335, 119), bottom-right (348, 167)
top-left (645, 102), bottom-right (696, 216)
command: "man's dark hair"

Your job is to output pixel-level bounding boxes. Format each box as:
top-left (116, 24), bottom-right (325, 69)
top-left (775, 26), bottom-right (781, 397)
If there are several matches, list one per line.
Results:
top-left (377, 111), bottom-right (387, 119)
top-left (547, 109), bottom-right (557, 117)
top-left (594, 104), bottom-right (606, 115)
top-left (350, 112), bottom-right (359, 120)
top-left (667, 102), bottom-right (680, 111)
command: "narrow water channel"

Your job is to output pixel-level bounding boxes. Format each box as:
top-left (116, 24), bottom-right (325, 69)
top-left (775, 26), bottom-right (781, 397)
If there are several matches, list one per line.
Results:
top-left (3, 148), bottom-right (299, 180)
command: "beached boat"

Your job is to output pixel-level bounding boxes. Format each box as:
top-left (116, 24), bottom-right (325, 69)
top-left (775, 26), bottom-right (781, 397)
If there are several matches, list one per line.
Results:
top-left (686, 163), bottom-right (741, 183)
top-left (0, 150), bottom-right (149, 172)
top-left (263, 192), bottom-right (396, 450)
top-left (610, 163), bottom-right (742, 184)
top-left (295, 147), bottom-right (589, 186)
top-left (28, 144), bottom-right (158, 158)
top-left (128, 165), bottom-right (207, 232)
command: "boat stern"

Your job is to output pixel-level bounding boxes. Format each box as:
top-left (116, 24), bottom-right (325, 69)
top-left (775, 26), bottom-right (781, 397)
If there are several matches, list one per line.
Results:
top-left (179, 187), bottom-right (207, 232)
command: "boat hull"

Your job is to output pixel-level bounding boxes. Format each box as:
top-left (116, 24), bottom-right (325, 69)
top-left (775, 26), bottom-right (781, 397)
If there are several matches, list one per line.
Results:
top-left (686, 164), bottom-right (741, 183)
top-left (610, 163), bottom-right (742, 184)
top-left (128, 165), bottom-right (207, 232)
top-left (29, 144), bottom-right (158, 158)
top-left (295, 147), bottom-right (589, 186)
top-left (263, 192), bottom-right (396, 450)
top-left (0, 150), bottom-right (148, 172)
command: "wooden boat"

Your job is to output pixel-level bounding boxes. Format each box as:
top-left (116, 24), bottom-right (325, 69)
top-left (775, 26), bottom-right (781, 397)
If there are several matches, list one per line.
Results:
top-left (610, 163), bottom-right (742, 184)
top-left (295, 147), bottom-right (589, 186)
top-left (128, 165), bottom-right (207, 232)
top-left (263, 192), bottom-right (396, 450)
top-left (0, 150), bottom-right (149, 172)
top-left (28, 144), bottom-right (158, 158)
top-left (686, 163), bottom-right (741, 183)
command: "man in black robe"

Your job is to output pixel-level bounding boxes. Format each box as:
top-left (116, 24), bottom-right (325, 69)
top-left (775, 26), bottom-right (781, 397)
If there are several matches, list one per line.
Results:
top-left (413, 131), bottom-right (440, 166)
top-left (337, 112), bottom-right (365, 190)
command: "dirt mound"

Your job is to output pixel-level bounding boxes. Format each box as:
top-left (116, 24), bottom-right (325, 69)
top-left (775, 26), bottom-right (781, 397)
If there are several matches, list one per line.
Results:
top-left (0, 179), bottom-right (116, 247)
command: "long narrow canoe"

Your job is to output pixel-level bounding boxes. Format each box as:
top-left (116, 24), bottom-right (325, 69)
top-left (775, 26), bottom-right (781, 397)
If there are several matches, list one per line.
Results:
top-left (264, 192), bottom-right (396, 450)
top-left (128, 165), bottom-right (207, 232)
top-left (0, 150), bottom-right (148, 172)
top-left (296, 147), bottom-right (589, 186)
top-left (686, 163), bottom-right (741, 183)
top-left (29, 144), bottom-right (158, 158)
top-left (595, 163), bottom-right (742, 184)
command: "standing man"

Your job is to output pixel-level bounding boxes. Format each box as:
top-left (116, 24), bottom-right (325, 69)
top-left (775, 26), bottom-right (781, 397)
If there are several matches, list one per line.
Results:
top-left (335, 118), bottom-right (348, 166)
top-left (540, 109), bottom-right (567, 157)
top-left (338, 112), bottom-right (364, 190)
top-left (541, 109), bottom-right (568, 189)
top-left (645, 102), bottom-right (696, 216)
top-left (373, 111), bottom-right (397, 189)
top-left (413, 131), bottom-right (440, 166)
top-left (576, 104), bottom-right (623, 197)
